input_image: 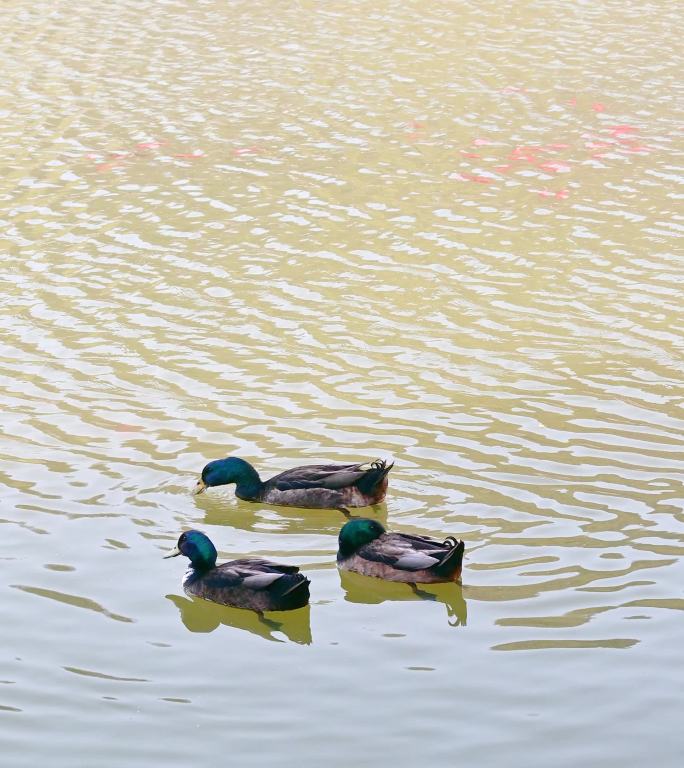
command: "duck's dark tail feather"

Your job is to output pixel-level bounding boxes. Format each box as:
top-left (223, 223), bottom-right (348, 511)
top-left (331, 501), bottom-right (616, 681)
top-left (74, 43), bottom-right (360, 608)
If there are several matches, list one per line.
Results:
top-left (435, 539), bottom-right (465, 579)
top-left (358, 458), bottom-right (394, 495)
top-left (282, 576), bottom-right (310, 597)
top-left (272, 575), bottom-right (311, 609)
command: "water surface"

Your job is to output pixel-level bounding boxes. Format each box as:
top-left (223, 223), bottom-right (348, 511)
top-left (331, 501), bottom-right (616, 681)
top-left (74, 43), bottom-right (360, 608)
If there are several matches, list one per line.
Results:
top-left (1, 1), bottom-right (683, 766)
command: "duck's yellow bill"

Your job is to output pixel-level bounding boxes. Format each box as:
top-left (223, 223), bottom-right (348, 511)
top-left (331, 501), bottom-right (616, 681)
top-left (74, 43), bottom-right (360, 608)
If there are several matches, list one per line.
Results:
top-left (192, 479), bottom-right (207, 495)
top-left (163, 545), bottom-right (181, 559)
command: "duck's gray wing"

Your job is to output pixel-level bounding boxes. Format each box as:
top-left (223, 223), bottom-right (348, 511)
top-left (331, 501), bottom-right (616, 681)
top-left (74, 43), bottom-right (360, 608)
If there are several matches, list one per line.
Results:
top-left (203, 559), bottom-right (299, 590)
top-left (268, 462), bottom-right (370, 491)
top-left (359, 533), bottom-right (443, 571)
top-left (225, 558), bottom-right (301, 575)
top-left (268, 459), bottom-right (391, 492)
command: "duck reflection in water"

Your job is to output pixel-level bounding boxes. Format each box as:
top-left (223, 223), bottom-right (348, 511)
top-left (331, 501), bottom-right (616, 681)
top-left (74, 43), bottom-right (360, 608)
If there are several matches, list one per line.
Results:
top-left (166, 593), bottom-right (312, 644)
top-left (338, 570), bottom-right (467, 627)
top-left (196, 495), bottom-right (389, 538)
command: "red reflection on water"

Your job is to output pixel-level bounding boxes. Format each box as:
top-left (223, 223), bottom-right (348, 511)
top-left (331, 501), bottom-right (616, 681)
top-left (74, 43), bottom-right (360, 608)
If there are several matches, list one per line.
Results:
top-left (510, 146), bottom-right (539, 162)
top-left (537, 161), bottom-right (571, 172)
top-left (405, 120), bottom-right (426, 141)
top-left (536, 188), bottom-right (570, 200)
top-left (609, 125), bottom-right (637, 136)
top-left (448, 97), bottom-right (650, 201)
top-left (450, 172), bottom-right (493, 184)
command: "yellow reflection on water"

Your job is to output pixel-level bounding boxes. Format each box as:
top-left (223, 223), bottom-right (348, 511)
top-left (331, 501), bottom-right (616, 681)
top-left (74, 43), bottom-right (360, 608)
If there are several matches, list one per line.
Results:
top-left (1, 0), bottom-right (683, 764)
top-left (166, 594), bottom-right (312, 644)
top-left (339, 569), bottom-right (467, 628)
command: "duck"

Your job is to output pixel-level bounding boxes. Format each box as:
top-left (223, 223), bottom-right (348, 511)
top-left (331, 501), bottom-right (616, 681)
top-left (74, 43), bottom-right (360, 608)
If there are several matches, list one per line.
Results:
top-left (193, 456), bottom-right (393, 511)
top-left (336, 518), bottom-right (464, 583)
top-left (164, 530), bottom-right (310, 612)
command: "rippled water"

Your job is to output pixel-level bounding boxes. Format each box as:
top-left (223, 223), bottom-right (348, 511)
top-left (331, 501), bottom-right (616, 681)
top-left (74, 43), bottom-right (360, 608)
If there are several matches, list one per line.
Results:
top-left (1, 0), bottom-right (683, 765)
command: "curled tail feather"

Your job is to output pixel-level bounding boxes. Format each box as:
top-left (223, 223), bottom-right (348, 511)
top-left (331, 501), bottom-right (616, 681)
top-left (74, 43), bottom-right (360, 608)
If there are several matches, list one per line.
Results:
top-left (357, 458), bottom-right (394, 495)
top-left (435, 539), bottom-right (465, 579)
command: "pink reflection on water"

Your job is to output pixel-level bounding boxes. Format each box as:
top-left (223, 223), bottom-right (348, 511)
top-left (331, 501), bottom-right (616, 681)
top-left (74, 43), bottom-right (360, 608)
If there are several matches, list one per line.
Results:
top-left (450, 172), bottom-right (494, 184)
top-left (449, 94), bottom-right (653, 202)
top-left (83, 138), bottom-right (206, 172)
top-left (535, 187), bottom-right (570, 200)
top-left (232, 145), bottom-right (264, 156)
top-left (609, 125), bottom-right (637, 136)
top-left (537, 161), bottom-right (572, 173)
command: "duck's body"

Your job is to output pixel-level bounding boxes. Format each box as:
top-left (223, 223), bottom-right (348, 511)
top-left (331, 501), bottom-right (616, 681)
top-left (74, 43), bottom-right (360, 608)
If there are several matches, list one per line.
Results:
top-left (337, 518), bottom-right (464, 584)
top-left (165, 530), bottom-right (310, 612)
top-left (194, 457), bottom-right (393, 510)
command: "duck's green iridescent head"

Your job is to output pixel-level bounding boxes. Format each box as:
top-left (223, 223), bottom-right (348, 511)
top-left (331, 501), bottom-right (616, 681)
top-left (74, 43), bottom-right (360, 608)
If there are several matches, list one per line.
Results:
top-left (164, 530), bottom-right (217, 570)
top-left (338, 518), bottom-right (386, 558)
top-left (193, 457), bottom-right (259, 495)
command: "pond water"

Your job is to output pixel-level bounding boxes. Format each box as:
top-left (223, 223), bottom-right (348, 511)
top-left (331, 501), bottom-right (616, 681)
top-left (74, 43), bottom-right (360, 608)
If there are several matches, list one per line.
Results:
top-left (1, 0), bottom-right (683, 765)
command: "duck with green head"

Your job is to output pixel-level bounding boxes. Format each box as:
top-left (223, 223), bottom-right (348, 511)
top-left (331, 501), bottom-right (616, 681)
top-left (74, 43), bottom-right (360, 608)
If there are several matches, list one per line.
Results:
top-left (164, 530), bottom-right (310, 612)
top-left (193, 456), bottom-right (393, 510)
top-left (337, 518), bottom-right (465, 583)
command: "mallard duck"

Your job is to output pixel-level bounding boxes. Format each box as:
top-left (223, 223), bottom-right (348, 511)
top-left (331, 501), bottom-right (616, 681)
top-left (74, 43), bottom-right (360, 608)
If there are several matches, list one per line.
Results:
top-left (336, 518), bottom-right (464, 583)
top-left (164, 530), bottom-right (310, 612)
top-left (193, 456), bottom-right (393, 510)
